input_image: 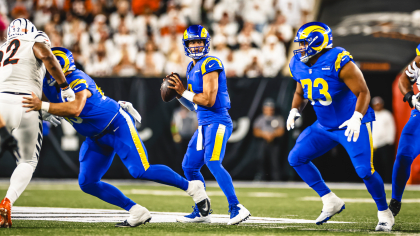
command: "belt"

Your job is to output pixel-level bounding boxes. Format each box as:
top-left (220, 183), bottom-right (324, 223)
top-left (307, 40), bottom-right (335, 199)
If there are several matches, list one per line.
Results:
top-left (1, 91), bottom-right (31, 96)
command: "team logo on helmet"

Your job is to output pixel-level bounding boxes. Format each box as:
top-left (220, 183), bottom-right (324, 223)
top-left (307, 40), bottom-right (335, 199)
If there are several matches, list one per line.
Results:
top-left (182, 25), bottom-right (211, 60)
top-left (293, 22), bottom-right (333, 63)
top-left (51, 47), bottom-right (76, 73)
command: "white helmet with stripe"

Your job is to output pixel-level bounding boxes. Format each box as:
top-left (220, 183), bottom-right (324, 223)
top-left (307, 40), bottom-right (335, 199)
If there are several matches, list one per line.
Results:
top-left (7, 18), bottom-right (37, 40)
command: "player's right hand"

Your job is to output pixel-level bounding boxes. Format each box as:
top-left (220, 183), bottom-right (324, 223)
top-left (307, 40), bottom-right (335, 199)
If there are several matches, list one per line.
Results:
top-left (406, 61), bottom-right (420, 84)
top-left (61, 86), bottom-right (75, 102)
top-left (287, 108), bottom-right (301, 131)
top-left (41, 111), bottom-right (62, 127)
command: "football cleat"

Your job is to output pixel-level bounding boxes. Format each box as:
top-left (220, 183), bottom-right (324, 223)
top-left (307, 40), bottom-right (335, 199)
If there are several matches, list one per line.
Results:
top-left (315, 192), bottom-right (345, 225)
top-left (375, 208), bottom-right (394, 232)
top-left (115, 204), bottom-right (151, 227)
top-left (227, 204), bottom-right (250, 225)
top-left (389, 198), bottom-right (401, 217)
top-left (186, 180), bottom-right (211, 217)
top-left (176, 205), bottom-right (211, 223)
top-left (0, 198), bottom-right (12, 228)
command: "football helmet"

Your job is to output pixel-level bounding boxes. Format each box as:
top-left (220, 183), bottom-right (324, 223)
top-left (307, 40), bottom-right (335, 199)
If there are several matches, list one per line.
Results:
top-left (182, 25), bottom-right (210, 60)
top-left (51, 47), bottom-right (76, 73)
top-left (293, 22), bottom-right (333, 63)
top-left (7, 18), bottom-right (37, 40)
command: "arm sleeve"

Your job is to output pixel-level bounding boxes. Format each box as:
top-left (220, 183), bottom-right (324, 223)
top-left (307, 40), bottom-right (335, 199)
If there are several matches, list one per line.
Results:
top-left (334, 50), bottom-right (354, 77)
top-left (177, 97), bottom-right (196, 112)
top-left (201, 57), bottom-right (223, 75)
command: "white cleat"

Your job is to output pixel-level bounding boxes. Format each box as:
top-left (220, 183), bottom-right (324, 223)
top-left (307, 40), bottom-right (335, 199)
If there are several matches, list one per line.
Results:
top-left (115, 204), bottom-right (152, 227)
top-left (227, 204), bottom-right (251, 225)
top-left (315, 192), bottom-right (345, 225)
top-left (186, 180), bottom-right (211, 217)
top-left (375, 208), bottom-right (394, 232)
top-left (176, 206), bottom-right (212, 223)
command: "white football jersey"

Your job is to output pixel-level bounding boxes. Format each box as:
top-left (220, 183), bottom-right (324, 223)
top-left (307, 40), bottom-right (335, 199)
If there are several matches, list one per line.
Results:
top-left (0, 31), bottom-right (51, 98)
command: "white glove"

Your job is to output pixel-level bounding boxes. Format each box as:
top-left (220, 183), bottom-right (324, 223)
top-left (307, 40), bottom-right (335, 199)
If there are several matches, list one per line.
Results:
top-left (287, 108), bottom-right (301, 131)
top-left (339, 111), bottom-right (363, 142)
top-left (405, 61), bottom-right (420, 84)
top-left (118, 101), bottom-right (142, 124)
top-left (41, 110), bottom-right (62, 127)
top-left (61, 86), bottom-right (76, 102)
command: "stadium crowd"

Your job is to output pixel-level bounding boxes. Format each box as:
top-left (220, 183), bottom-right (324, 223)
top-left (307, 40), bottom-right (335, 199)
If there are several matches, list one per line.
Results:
top-left (0, 0), bottom-right (314, 78)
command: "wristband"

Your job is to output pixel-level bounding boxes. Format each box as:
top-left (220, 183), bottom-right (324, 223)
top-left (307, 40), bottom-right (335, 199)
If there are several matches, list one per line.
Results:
top-left (41, 102), bottom-right (50, 112)
top-left (403, 91), bottom-right (415, 108)
top-left (59, 81), bottom-right (69, 89)
top-left (182, 90), bottom-right (195, 102)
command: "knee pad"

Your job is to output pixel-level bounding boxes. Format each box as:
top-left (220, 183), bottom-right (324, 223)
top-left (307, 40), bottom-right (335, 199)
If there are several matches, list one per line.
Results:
top-left (288, 148), bottom-right (302, 167)
top-left (355, 166), bottom-right (372, 180)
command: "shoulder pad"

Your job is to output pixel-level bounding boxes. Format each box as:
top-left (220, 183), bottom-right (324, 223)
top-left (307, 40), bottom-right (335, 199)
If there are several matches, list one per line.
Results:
top-left (32, 31), bottom-right (51, 47)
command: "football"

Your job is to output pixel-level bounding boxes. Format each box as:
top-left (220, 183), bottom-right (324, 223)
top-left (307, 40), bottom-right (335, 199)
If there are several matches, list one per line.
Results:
top-left (160, 75), bottom-right (179, 102)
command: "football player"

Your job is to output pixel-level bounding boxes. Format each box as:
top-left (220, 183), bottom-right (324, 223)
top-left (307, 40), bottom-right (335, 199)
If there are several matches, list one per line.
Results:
top-left (389, 44), bottom-right (420, 217)
top-left (287, 22), bottom-right (393, 231)
top-left (22, 47), bottom-right (211, 227)
top-left (0, 18), bottom-right (74, 228)
top-left (166, 25), bottom-right (251, 225)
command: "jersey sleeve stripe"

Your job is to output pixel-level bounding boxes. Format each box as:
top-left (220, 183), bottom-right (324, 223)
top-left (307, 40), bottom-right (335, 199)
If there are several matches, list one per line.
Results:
top-left (70, 79), bottom-right (88, 89)
top-left (201, 57), bottom-right (222, 75)
top-left (335, 51), bottom-right (353, 71)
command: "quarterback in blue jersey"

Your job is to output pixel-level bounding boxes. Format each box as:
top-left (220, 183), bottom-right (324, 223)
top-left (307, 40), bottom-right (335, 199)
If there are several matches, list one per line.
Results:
top-left (22, 47), bottom-right (211, 227)
top-left (166, 25), bottom-right (250, 225)
top-left (287, 22), bottom-right (393, 231)
top-left (389, 44), bottom-right (420, 218)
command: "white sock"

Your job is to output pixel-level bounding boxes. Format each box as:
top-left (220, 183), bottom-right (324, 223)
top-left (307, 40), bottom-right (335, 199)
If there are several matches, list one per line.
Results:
top-left (5, 163), bottom-right (34, 205)
top-left (321, 192), bottom-right (336, 203)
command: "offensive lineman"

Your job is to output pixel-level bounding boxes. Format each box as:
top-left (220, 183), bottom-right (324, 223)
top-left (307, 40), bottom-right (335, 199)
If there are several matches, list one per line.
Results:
top-left (167, 25), bottom-right (251, 225)
top-left (23, 47), bottom-right (211, 227)
top-left (388, 44), bottom-right (420, 217)
top-left (0, 18), bottom-right (75, 228)
top-left (287, 22), bottom-right (394, 231)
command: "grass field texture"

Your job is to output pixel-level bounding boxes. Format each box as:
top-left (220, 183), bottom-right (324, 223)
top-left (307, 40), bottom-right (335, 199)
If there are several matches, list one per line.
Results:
top-left (0, 181), bottom-right (419, 235)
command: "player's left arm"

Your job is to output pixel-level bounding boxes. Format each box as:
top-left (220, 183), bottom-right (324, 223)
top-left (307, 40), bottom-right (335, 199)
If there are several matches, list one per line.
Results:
top-left (339, 61), bottom-right (370, 116)
top-left (169, 71), bottom-right (219, 107)
top-left (23, 90), bottom-right (90, 117)
top-left (338, 61), bottom-right (370, 142)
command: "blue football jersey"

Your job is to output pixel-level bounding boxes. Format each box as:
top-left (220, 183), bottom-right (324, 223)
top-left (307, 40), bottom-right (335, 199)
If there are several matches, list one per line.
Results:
top-left (417, 43), bottom-right (420, 56)
top-left (186, 55), bottom-right (232, 126)
top-left (43, 69), bottom-right (120, 137)
top-left (289, 47), bottom-right (375, 129)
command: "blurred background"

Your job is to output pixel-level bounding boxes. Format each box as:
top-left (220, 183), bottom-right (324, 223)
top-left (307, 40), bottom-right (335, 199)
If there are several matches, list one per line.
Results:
top-left (0, 0), bottom-right (420, 184)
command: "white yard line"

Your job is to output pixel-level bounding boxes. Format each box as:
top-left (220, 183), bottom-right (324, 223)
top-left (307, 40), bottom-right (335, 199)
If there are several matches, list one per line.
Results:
top-left (301, 196), bottom-right (420, 203)
top-left (11, 206), bottom-right (353, 224)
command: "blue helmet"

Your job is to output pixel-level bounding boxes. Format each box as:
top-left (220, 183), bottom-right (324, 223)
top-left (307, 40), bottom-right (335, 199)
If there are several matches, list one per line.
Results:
top-left (293, 22), bottom-right (333, 63)
top-left (182, 25), bottom-right (210, 60)
top-left (51, 47), bottom-right (76, 73)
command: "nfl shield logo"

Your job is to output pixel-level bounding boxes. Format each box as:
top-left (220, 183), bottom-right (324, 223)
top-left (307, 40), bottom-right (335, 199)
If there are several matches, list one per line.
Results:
top-left (309, 69), bottom-right (312, 74)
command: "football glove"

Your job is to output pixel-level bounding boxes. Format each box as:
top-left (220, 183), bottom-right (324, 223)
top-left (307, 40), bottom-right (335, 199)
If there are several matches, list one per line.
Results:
top-left (0, 126), bottom-right (21, 160)
top-left (339, 111), bottom-right (363, 142)
top-left (405, 61), bottom-right (420, 84)
top-left (61, 86), bottom-right (75, 102)
top-left (118, 101), bottom-right (142, 124)
top-left (403, 91), bottom-right (420, 109)
top-left (287, 108), bottom-right (301, 131)
top-left (41, 110), bottom-right (62, 127)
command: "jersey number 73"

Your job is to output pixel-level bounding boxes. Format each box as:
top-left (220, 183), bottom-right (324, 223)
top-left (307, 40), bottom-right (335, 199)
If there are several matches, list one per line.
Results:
top-left (301, 78), bottom-right (332, 106)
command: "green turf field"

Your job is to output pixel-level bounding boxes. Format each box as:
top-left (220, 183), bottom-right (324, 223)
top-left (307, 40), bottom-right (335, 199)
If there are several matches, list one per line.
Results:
top-left (0, 181), bottom-right (419, 235)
